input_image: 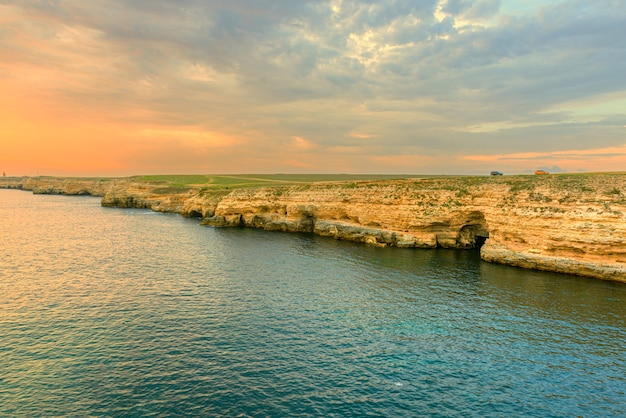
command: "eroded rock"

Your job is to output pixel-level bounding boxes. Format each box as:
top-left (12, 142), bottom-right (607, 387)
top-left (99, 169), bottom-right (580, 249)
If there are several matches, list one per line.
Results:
top-left (3, 174), bottom-right (625, 282)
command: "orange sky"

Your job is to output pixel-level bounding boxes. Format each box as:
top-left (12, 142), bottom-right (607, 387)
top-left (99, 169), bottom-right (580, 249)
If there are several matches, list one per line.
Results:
top-left (1, 1), bottom-right (625, 176)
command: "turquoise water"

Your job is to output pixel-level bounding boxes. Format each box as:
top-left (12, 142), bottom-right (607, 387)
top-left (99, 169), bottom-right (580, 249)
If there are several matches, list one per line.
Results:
top-left (0, 189), bottom-right (625, 417)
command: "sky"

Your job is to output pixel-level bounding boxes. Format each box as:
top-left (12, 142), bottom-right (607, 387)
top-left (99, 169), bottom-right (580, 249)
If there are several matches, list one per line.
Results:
top-left (1, 0), bottom-right (625, 176)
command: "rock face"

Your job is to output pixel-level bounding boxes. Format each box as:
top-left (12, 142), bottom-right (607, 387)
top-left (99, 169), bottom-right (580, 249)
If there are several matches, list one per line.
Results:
top-left (200, 184), bottom-right (492, 249)
top-left (100, 181), bottom-right (195, 214)
top-left (0, 176), bottom-right (114, 196)
top-left (2, 175), bottom-right (625, 282)
top-left (198, 178), bottom-right (626, 283)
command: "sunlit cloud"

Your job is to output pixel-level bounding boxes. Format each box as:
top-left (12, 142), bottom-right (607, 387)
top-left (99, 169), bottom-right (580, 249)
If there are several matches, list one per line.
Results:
top-left (180, 63), bottom-right (216, 83)
top-left (1, 1), bottom-right (625, 175)
top-left (137, 128), bottom-right (237, 147)
top-left (462, 144), bottom-right (626, 172)
top-left (291, 136), bottom-right (316, 150)
top-left (349, 132), bottom-right (375, 139)
top-left (459, 121), bottom-right (558, 133)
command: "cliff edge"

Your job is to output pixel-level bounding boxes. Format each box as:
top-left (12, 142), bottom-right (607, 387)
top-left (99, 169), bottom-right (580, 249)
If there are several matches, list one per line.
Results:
top-left (2, 174), bottom-right (624, 282)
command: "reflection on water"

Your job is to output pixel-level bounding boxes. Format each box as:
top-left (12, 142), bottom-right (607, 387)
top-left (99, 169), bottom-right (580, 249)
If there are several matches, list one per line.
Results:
top-left (0, 189), bottom-right (625, 417)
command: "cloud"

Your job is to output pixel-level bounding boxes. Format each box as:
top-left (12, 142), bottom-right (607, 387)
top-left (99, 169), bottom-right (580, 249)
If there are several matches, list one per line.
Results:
top-left (441, 0), bottom-right (501, 22)
top-left (462, 144), bottom-right (626, 173)
top-left (291, 136), bottom-right (316, 150)
top-left (1, 0), bottom-right (626, 175)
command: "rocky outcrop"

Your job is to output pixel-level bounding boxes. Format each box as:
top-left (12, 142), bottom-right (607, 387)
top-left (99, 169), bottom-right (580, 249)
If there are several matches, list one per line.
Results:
top-left (200, 184), bottom-right (493, 249)
top-left (181, 190), bottom-right (231, 218)
top-left (2, 174), bottom-right (625, 282)
top-left (481, 244), bottom-right (626, 282)
top-left (0, 176), bottom-right (114, 196)
top-left (198, 176), bottom-right (625, 282)
top-left (100, 181), bottom-right (195, 214)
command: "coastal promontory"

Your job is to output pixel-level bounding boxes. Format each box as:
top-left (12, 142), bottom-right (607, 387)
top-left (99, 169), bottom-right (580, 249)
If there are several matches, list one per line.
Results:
top-left (2, 173), bottom-right (624, 283)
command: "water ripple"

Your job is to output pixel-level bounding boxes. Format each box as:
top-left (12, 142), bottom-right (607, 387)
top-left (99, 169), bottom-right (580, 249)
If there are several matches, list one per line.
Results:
top-left (1, 190), bottom-right (625, 417)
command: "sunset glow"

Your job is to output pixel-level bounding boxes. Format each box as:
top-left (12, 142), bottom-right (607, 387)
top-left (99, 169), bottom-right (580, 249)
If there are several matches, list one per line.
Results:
top-left (1, 1), bottom-right (625, 176)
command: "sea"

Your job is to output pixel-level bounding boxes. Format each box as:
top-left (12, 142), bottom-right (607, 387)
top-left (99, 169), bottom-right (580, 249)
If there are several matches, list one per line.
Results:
top-left (0, 189), bottom-right (625, 417)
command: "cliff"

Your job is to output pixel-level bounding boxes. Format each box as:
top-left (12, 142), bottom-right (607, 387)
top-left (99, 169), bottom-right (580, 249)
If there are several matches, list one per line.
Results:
top-left (0, 176), bottom-right (198, 214)
top-left (2, 174), bottom-right (624, 282)
top-left (0, 176), bottom-right (114, 195)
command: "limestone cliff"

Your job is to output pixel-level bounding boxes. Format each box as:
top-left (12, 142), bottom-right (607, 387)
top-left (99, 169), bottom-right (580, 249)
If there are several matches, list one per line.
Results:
top-left (2, 174), bottom-right (624, 282)
top-left (100, 181), bottom-right (196, 214)
top-left (198, 176), bottom-right (625, 282)
top-left (0, 176), bottom-right (114, 196)
top-left (0, 176), bottom-right (197, 214)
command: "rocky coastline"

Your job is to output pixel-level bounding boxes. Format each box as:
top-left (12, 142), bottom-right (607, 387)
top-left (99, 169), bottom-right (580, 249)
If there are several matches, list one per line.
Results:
top-left (2, 174), bottom-right (625, 283)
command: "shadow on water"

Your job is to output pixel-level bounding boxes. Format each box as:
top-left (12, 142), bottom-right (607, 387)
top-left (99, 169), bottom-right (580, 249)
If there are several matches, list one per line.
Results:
top-left (479, 260), bottom-right (626, 325)
top-left (214, 227), bottom-right (626, 327)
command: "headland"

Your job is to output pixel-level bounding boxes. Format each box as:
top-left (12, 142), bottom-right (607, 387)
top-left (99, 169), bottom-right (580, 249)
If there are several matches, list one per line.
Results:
top-left (2, 173), bottom-right (625, 283)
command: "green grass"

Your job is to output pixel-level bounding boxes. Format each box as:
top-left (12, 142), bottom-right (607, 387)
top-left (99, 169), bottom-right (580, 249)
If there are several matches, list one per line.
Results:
top-left (25, 172), bottom-right (619, 196)
top-left (135, 175), bottom-right (212, 186)
top-left (133, 174), bottom-right (420, 190)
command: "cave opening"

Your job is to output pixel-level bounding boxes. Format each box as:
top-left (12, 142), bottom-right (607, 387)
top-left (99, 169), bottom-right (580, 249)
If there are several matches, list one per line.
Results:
top-left (187, 210), bottom-right (203, 218)
top-left (474, 234), bottom-right (488, 250)
top-left (458, 222), bottom-right (490, 250)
